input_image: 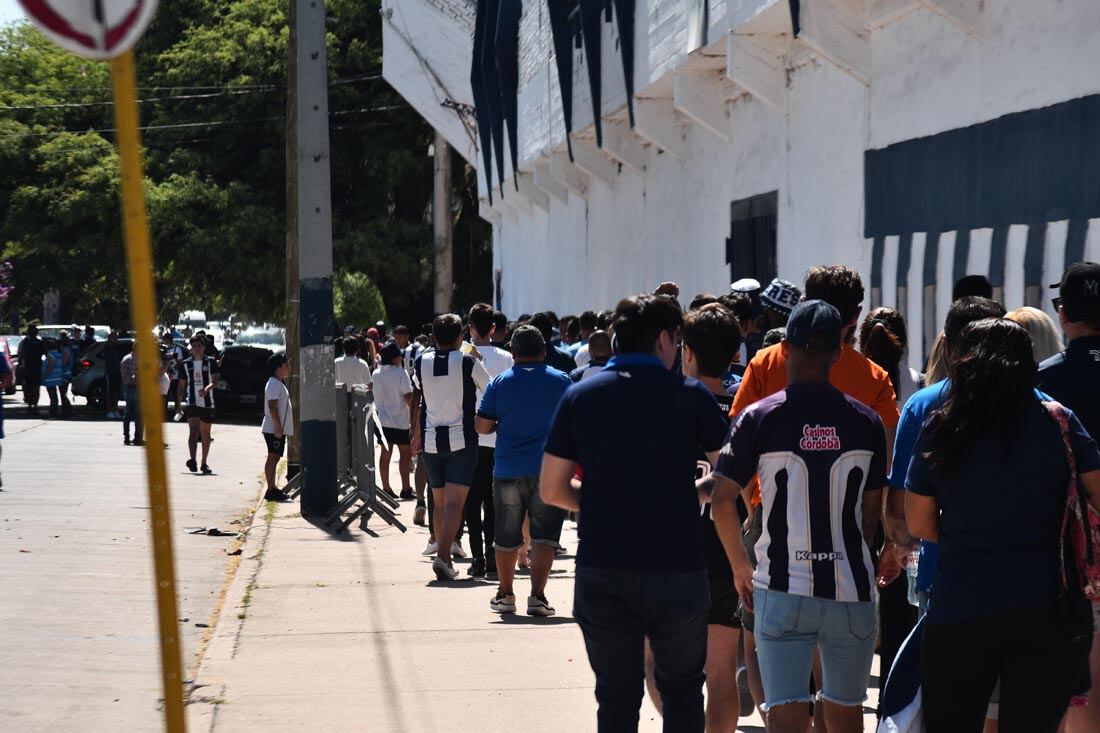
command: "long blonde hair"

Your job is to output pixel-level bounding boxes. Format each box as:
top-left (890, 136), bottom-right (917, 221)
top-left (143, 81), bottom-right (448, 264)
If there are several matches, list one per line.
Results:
top-left (1004, 306), bottom-right (1064, 363)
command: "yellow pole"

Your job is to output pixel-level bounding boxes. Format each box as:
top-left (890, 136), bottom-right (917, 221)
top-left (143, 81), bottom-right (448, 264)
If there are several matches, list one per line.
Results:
top-left (109, 50), bottom-right (187, 733)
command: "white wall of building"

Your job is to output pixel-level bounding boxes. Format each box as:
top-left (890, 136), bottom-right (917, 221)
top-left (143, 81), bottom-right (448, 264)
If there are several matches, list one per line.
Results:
top-left (385, 0), bottom-right (1100, 371)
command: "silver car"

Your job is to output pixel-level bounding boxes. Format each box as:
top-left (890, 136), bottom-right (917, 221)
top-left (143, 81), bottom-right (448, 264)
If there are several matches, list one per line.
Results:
top-left (70, 339), bottom-right (133, 410)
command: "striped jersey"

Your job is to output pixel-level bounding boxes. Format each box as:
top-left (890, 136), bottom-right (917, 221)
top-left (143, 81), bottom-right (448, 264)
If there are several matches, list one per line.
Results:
top-left (179, 355), bottom-right (219, 408)
top-left (716, 382), bottom-right (887, 602)
top-left (413, 349), bottom-right (491, 454)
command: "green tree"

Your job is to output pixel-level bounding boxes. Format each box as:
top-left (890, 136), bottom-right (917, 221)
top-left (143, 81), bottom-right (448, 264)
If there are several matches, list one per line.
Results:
top-left (0, 1), bottom-right (491, 330)
top-left (333, 270), bottom-right (387, 329)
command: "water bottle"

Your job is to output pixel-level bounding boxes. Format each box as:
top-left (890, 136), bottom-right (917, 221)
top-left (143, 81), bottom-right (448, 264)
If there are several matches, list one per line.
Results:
top-left (905, 549), bottom-right (921, 607)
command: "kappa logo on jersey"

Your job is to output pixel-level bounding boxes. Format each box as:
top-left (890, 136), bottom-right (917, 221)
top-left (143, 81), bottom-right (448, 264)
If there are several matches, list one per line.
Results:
top-left (800, 424), bottom-right (841, 451)
top-left (796, 550), bottom-right (846, 562)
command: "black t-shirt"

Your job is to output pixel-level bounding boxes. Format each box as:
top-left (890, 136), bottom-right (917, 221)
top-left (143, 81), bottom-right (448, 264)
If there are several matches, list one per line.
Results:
top-left (544, 354), bottom-right (730, 572)
top-left (700, 390), bottom-right (747, 583)
top-left (20, 336), bottom-right (44, 368)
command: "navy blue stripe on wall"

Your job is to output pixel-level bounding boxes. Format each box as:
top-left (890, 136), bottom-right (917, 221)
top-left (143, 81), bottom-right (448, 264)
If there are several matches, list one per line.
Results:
top-left (865, 94), bottom-right (1100, 238)
top-left (923, 232), bottom-right (940, 285)
top-left (953, 228), bottom-right (971, 284)
top-left (1067, 219), bottom-right (1089, 266)
top-left (1023, 222), bottom-right (1046, 289)
top-left (989, 226), bottom-right (1008, 287)
top-left (896, 232), bottom-right (913, 297)
top-left (870, 236), bottom-right (885, 308)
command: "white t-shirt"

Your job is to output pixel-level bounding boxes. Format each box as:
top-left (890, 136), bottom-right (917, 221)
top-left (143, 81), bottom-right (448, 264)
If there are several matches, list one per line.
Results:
top-left (262, 377), bottom-right (294, 435)
top-left (334, 355), bottom-right (372, 389)
top-left (574, 343), bottom-right (591, 368)
top-left (372, 365), bottom-right (413, 430)
top-left (475, 344), bottom-right (515, 448)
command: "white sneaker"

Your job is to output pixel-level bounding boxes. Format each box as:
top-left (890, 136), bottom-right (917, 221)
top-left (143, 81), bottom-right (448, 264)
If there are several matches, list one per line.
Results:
top-left (451, 541), bottom-right (467, 559)
top-left (432, 557), bottom-right (458, 581)
top-left (527, 595), bottom-right (556, 617)
top-left (490, 592), bottom-right (517, 614)
top-left (421, 541), bottom-right (438, 557)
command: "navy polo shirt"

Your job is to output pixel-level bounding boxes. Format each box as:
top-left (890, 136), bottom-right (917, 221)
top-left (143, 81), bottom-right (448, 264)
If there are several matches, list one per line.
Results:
top-left (543, 353), bottom-right (730, 572)
top-left (1039, 335), bottom-right (1100, 442)
top-left (477, 363), bottom-right (571, 479)
top-left (907, 402), bottom-right (1100, 625)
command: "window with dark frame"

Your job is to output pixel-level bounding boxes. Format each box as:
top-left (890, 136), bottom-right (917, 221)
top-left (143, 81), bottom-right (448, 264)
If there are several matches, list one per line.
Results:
top-left (725, 191), bottom-right (779, 288)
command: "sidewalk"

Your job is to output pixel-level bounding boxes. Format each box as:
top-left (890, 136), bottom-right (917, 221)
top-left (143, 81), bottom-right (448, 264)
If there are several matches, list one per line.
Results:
top-left (188, 454), bottom-right (880, 732)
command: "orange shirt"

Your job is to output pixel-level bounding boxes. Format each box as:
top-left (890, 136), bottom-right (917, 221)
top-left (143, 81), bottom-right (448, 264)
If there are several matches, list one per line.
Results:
top-left (730, 342), bottom-right (900, 506)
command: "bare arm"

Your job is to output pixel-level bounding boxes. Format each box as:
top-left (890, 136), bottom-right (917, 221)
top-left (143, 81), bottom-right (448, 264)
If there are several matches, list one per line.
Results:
top-left (905, 492), bottom-right (940, 543)
top-left (862, 488), bottom-right (884, 547)
top-left (474, 416), bottom-right (497, 435)
top-left (883, 487), bottom-right (915, 547)
top-left (540, 453), bottom-right (580, 512)
top-left (1082, 469), bottom-right (1100, 514)
top-left (409, 387), bottom-right (422, 453)
top-left (267, 399), bottom-right (284, 437)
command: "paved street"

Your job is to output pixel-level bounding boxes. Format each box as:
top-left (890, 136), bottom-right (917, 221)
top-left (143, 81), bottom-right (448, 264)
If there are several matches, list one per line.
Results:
top-left (188, 454), bottom-right (881, 732)
top-left (0, 399), bottom-right (264, 732)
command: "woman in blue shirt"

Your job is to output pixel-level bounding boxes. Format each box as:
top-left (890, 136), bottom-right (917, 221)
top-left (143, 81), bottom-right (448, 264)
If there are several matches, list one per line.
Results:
top-left (906, 318), bottom-right (1100, 732)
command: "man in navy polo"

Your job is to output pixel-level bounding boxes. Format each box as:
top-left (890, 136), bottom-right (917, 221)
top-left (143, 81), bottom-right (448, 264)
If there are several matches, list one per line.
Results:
top-left (700, 299), bottom-right (888, 733)
top-left (475, 325), bottom-right (571, 616)
top-left (1039, 261), bottom-right (1100, 731)
top-left (541, 293), bottom-right (729, 733)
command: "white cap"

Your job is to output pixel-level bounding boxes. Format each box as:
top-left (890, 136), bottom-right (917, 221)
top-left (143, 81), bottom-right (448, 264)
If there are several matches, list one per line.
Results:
top-left (730, 278), bottom-right (761, 293)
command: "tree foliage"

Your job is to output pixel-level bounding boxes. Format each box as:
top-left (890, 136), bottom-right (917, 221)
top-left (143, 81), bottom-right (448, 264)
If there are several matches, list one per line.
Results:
top-left (333, 270), bottom-right (387, 329)
top-left (0, 0), bottom-right (491, 330)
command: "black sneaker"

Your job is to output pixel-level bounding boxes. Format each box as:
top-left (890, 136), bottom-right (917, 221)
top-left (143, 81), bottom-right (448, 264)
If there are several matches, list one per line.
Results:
top-left (133, 440), bottom-right (144, 446)
top-left (264, 488), bottom-right (290, 502)
top-left (186, 458), bottom-right (198, 473)
top-left (486, 555), bottom-right (498, 580)
top-left (383, 487), bottom-right (399, 499)
top-left (468, 557), bottom-right (486, 578)
top-left (201, 464), bottom-right (213, 475)
top-left (399, 489), bottom-right (415, 501)
top-left (124, 437), bottom-right (131, 446)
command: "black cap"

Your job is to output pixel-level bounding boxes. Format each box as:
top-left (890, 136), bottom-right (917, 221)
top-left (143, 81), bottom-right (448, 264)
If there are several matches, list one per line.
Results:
top-left (267, 352), bottom-right (289, 374)
top-left (785, 299), bottom-right (842, 352)
top-left (1051, 262), bottom-right (1100, 321)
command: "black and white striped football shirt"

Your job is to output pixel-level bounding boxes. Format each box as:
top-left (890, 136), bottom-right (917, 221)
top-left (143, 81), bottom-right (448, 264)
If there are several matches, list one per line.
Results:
top-left (179, 355), bottom-right (219, 408)
top-left (413, 349), bottom-right (491, 454)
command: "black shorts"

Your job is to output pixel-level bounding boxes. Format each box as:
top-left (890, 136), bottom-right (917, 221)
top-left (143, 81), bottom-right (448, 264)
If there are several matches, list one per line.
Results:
top-left (263, 432), bottom-right (286, 456)
top-left (185, 406), bottom-right (216, 423)
top-left (375, 426), bottom-right (410, 447)
top-left (708, 581), bottom-right (744, 628)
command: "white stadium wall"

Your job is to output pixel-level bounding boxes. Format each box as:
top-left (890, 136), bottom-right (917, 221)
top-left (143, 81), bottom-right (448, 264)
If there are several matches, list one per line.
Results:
top-left (384, 0), bottom-right (1100, 371)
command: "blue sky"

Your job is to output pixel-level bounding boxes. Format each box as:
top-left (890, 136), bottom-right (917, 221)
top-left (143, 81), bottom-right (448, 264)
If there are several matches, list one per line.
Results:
top-left (0, 0), bottom-right (23, 27)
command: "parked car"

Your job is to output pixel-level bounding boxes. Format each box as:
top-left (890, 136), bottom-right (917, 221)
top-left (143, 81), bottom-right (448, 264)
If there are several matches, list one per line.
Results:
top-left (214, 345), bottom-right (278, 413)
top-left (3, 335), bottom-right (21, 395)
top-left (71, 339), bottom-right (134, 410)
top-left (0, 336), bottom-right (17, 395)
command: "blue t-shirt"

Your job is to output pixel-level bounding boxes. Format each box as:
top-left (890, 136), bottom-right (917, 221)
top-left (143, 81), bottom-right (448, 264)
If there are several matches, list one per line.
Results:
top-left (544, 353), bottom-right (730, 572)
top-left (477, 363), bottom-right (571, 478)
top-left (891, 381), bottom-right (1053, 591)
top-left (906, 401), bottom-right (1100, 625)
top-left (717, 382), bottom-right (887, 602)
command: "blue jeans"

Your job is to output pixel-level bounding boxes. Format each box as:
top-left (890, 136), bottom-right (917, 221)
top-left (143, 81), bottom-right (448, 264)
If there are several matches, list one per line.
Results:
top-left (123, 385), bottom-right (142, 442)
top-left (492, 475), bottom-right (566, 550)
top-left (753, 588), bottom-right (877, 710)
top-left (573, 566), bottom-right (709, 732)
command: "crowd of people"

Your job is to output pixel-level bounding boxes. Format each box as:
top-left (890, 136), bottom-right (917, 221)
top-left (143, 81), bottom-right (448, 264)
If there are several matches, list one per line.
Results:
top-left (284, 259), bottom-right (1100, 733)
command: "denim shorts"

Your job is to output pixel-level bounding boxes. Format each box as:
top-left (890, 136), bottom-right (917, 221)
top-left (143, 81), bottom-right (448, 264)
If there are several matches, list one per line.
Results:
top-left (420, 447), bottom-right (478, 489)
top-left (753, 587), bottom-right (877, 710)
top-left (493, 475), bottom-right (566, 550)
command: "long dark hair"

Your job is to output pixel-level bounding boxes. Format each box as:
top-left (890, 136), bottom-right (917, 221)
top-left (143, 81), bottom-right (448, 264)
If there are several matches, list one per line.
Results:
top-left (922, 319), bottom-right (1038, 477)
top-left (859, 307), bottom-right (906, 397)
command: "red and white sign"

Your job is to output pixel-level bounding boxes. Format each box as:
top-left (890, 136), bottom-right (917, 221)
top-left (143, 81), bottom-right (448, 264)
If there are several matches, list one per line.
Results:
top-left (18, 0), bottom-right (159, 60)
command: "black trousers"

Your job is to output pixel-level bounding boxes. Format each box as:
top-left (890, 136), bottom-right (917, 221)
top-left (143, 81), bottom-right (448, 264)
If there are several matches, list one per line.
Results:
top-left (574, 566), bottom-right (709, 733)
top-left (23, 375), bottom-right (40, 406)
top-left (921, 597), bottom-right (1077, 733)
top-left (464, 446), bottom-right (495, 560)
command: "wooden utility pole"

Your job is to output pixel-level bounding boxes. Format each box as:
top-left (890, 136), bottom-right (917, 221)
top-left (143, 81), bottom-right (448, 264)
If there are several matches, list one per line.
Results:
top-left (286, 0), bottom-right (337, 513)
top-left (433, 130), bottom-right (453, 314)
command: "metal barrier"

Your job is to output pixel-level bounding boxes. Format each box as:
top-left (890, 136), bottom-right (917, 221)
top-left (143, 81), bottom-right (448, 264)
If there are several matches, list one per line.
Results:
top-left (315, 386), bottom-right (407, 535)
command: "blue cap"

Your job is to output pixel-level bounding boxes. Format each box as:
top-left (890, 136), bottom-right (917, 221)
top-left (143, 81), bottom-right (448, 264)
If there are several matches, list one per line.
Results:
top-left (785, 299), bottom-right (842, 352)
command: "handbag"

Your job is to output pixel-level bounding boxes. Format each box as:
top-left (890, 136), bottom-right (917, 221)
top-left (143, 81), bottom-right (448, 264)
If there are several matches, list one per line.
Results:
top-left (1044, 401), bottom-right (1097, 703)
top-left (1044, 401), bottom-right (1100, 600)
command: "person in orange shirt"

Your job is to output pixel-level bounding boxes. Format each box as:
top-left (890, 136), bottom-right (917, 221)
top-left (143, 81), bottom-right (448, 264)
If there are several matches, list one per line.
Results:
top-left (731, 265), bottom-right (899, 450)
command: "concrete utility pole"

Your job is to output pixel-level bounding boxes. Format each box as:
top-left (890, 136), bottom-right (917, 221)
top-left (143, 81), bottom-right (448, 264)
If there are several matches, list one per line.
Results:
top-left (433, 130), bottom-right (453, 314)
top-left (286, 0), bottom-right (337, 514)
